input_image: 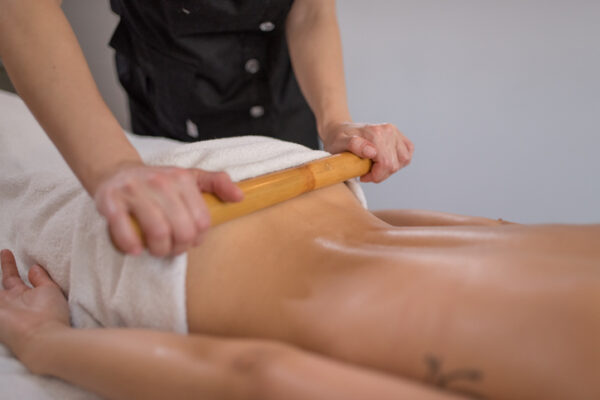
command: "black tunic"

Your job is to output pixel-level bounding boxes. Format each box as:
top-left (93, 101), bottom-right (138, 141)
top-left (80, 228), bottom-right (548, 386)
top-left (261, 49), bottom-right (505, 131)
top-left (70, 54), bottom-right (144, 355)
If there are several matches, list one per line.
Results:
top-left (109, 0), bottom-right (319, 149)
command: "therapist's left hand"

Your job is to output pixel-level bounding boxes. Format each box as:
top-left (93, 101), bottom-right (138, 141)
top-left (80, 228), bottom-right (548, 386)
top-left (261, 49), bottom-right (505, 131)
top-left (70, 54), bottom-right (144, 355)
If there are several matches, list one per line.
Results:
top-left (321, 122), bottom-right (414, 183)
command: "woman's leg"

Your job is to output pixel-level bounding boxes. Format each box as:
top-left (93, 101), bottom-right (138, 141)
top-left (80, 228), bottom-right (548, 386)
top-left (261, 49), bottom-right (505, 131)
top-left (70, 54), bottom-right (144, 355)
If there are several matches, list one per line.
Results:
top-left (186, 221), bottom-right (600, 400)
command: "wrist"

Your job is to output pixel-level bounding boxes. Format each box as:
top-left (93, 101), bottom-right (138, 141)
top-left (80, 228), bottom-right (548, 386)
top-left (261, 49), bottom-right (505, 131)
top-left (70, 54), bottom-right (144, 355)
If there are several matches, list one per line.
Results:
top-left (72, 126), bottom-right (143, 196)
top-left (18, 321), bottom-right (71, 375)
top-left (317, 116), bottom-right (352, 142)
top-left (315, 101), bottom-right (352, 137)
top-left (87, 157), bottom-right (145, 197)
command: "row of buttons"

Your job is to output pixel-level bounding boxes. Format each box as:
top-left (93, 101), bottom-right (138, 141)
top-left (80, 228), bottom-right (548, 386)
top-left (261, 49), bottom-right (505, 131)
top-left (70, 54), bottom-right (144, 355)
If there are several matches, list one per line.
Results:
top-left (179, 13), bottom-right (275, 137)
top-left (247, 21), bottom-right (273, 122)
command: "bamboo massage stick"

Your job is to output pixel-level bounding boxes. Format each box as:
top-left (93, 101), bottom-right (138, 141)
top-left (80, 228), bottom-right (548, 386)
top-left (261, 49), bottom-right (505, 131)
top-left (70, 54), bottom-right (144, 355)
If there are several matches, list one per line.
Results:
top-left (125, 152), bottom-right (372, 244)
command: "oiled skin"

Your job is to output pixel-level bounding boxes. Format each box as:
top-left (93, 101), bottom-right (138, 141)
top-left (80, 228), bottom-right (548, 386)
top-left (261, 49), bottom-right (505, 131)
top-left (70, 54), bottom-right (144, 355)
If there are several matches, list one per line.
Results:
top-left (187, 184), bottom-right (600, 400)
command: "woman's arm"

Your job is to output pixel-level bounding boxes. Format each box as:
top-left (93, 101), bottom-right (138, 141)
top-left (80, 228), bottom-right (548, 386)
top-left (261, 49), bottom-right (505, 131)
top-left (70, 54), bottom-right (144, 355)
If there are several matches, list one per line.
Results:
top-left (285, 0), bottom-right (414, 183)
top-left (0, 0), bottom-right (242, 256)
top-left (0, 0), bottom-right (137, 194)
top-left (24, 326), bottom-right (467, 400)
top-left (1, 250), bottom-right (464, 400)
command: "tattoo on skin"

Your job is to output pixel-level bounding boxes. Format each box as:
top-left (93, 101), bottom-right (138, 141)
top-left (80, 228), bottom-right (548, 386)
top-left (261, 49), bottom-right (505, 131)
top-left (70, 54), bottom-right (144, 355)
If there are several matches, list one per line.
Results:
top-left (424, 354), bottom-right (487, 399)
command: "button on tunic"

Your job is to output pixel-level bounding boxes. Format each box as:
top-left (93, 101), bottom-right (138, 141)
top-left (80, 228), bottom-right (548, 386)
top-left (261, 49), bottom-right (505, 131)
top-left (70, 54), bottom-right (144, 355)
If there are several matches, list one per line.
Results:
top-left (259, 21), bottom-right (276, 32)
top-left (109, 0), bottom-right (318, 149)
top-left (245, 58), bottom-right (261, 74)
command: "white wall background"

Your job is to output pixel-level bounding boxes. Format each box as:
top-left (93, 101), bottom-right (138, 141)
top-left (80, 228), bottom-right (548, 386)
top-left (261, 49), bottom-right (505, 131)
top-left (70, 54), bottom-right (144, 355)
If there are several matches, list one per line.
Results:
top-left (63, 0), bottom-right (600, 223)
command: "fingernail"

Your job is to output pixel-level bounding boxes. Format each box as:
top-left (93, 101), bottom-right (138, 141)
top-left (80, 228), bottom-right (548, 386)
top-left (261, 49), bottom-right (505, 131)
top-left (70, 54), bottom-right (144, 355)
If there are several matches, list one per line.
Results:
top-left (364, 146), bottom-right (377, 158)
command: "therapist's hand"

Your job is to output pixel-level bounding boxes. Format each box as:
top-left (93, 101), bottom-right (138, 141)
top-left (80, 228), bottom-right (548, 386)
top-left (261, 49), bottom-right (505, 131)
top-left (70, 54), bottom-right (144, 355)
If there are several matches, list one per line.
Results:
top-left (321, 122), bottom-right (414, 183)
top-left (94, 164), bottom-right (244, 257)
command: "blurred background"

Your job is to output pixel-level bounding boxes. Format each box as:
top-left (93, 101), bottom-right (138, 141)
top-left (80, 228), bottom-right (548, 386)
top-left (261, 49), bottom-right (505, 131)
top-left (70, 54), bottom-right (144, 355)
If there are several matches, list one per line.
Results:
top-left (5, 0), bottom-right (598, 223)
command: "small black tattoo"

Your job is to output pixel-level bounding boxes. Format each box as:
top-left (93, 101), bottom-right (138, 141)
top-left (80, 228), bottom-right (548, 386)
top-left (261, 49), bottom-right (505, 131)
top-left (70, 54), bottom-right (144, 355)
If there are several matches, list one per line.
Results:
top-left (425, 354), bottom-right (486, 399)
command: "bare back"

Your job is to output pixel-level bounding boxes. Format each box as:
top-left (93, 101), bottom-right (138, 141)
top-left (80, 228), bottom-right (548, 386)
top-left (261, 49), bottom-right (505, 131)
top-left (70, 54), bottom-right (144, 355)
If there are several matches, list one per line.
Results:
top-left (186, 183), bottom-right (600, 399)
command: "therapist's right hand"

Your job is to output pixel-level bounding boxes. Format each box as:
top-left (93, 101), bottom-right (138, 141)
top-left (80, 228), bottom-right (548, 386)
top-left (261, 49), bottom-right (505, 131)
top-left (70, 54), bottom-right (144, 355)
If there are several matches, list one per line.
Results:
top-left (93, 163), bottom-right (244, 257)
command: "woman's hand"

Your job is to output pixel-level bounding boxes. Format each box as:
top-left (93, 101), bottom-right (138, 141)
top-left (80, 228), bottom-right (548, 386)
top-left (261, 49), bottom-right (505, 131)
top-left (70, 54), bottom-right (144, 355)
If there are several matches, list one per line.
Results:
top-left (94, 164), bottom-right (244, 257)
top-left (321, 122), bottom-right (414, 183)
top-left (0, 250), bottom-right (70, 362)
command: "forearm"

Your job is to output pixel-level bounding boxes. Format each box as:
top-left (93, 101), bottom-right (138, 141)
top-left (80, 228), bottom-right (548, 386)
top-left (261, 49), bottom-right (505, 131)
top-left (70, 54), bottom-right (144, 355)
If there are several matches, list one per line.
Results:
top-left (286, 0), bottom-right (351, 139)
top-left (22, 325), bottom-right (251, 400)
top-left (0, 0), bottom-right (140, 195)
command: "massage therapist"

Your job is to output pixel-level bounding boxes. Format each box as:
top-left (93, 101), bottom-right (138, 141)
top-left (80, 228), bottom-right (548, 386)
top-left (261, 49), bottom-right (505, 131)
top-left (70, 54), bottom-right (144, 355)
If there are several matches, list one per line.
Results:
top-left (0, 0), bottom-right (414, 256)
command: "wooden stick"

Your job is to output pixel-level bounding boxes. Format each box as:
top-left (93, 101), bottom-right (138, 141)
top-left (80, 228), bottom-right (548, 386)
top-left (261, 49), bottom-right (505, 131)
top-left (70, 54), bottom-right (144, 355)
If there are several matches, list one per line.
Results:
top-left (206, 151), bottom-right (372, 225)
top-left (126, 152), bottom-right (372, 244)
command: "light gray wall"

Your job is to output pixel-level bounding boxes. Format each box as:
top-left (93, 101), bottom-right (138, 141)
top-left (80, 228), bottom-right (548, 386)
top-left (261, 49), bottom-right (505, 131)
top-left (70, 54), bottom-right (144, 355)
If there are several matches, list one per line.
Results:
top-left (338, 0), bottom-right (600, 223)
top-left (63, 0), bottom-right (600, 223)
top-left (62, 0), bottom-right (129, 128)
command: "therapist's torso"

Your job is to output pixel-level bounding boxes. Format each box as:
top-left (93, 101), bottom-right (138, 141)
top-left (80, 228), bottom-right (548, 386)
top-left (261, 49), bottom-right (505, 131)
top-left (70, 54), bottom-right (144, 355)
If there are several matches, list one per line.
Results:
top-left (109, 0), bottom-right (319, 149)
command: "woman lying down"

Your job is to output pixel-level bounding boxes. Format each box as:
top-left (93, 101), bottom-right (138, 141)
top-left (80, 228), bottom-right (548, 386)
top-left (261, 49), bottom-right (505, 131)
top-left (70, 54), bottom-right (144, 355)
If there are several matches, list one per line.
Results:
top-left (0, 136), bottom-right (599, 400)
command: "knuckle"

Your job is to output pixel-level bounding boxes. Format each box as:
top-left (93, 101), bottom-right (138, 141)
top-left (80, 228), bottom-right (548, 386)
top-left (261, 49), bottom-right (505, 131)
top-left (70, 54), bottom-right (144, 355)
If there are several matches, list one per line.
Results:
top-left (149, 246), bottom-right (169, 258)
top-left (147, 173), bottom-right (170, 190)
top-left (146, 224), bottom-right (171, 242)
top-left (376, 172), bottom-right (389, 183)
top-left (175, 225), bottom-right (197, 244)
top-left (380, 159), bottom-right (394, 171)
top-left (170, 168), bottom-right (187, 177)
top-left (172, 168), bottom-right (193, 183)
top-left (348, 135), bottom-right (362, 144)
top-left (121, 179), bottom-right (140, 195)
top-left (197, 217), bottom-right (211, 231)
top-left (102, 186), bottom-right (117, 201)
top-left (369, 125), bottom-right (383, 136)
top-left (194, 209), bottom-right (211, 230)
top-left (106, 210), bottom-right (126, 226)
top-left (118, 239), bottom-right (138, 254)
top-left (94, 193), bottom-right (111, 214)
top-left (348, 136), bottom-right (363, 150)
top-left (215, 171), bottom-right (230, 182)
